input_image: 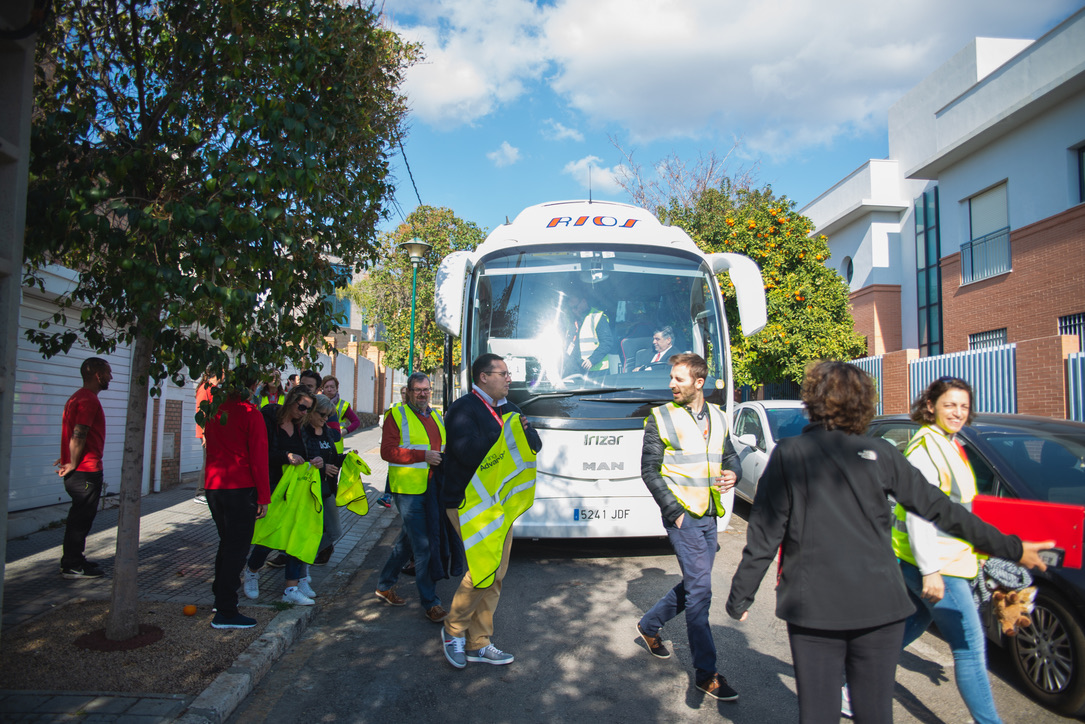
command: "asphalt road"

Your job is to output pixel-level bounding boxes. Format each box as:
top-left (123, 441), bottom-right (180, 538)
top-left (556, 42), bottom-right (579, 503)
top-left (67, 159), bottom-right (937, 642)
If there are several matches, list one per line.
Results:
top-left (227, 502), bottom-right (1079, 723)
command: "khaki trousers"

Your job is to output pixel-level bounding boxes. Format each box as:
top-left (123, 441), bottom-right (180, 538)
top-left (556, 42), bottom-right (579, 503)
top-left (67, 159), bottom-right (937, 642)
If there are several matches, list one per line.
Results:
top-left (444, 508), bottom-right (515, 650)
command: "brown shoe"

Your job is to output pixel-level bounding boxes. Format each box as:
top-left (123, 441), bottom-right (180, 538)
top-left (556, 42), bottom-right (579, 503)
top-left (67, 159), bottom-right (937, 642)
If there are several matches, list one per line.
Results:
top-left (697, 673), bottom-right (738, 701)
top-left (637, 623), bottom-right (671, 658)
top-left (425, 605), bottom-right (448, 623)
top-left (375, 588), bottom-right (407, 606)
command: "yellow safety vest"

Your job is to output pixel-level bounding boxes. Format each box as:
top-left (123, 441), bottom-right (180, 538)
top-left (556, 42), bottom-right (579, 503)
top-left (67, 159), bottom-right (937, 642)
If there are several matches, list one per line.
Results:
top-left (579, 309), bottom-right (609, 371)
top-left (336, 451), bottom-right (372, 516)
top-left (252, 464), bottom-right (324, 563)
top-left (649, 402), bottom-right (728, 517)
top-left (891, 424), bottom-right (979, 578)
top-left (458, 412), bottom-right (537, 589)
top-left (259, 393), bottom-right (282, 408)
top-left (388, 406), bottom-right (446, 495)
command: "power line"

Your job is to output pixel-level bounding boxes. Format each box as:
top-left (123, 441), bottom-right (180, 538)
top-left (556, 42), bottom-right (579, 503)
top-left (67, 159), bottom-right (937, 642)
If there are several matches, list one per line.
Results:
top-left (399, 138), bottom-right (423, 208)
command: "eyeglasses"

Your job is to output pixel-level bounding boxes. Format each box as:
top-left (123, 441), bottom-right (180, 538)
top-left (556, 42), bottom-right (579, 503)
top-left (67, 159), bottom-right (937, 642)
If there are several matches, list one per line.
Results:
top-left (935, 376), bottom-right (964, 385)
top-left (485, 369), bottom-right (512, 378)
top-left (296, 403), bottom-right (311, 412)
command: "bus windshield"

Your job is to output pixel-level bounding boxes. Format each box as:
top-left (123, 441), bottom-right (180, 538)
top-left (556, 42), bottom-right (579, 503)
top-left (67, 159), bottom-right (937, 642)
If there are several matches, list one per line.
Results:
top-left (467, 246), bottom-right (728, 421)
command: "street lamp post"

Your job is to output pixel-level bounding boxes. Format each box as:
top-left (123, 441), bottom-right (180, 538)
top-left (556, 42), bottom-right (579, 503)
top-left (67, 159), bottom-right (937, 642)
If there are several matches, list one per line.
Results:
top-left (399, 238), bottom-right (431, 374)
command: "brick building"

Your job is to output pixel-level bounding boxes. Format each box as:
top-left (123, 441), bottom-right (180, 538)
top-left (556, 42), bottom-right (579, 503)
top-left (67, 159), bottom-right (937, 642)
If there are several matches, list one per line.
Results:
top-left (803, 7), bottom-right (1085, 417)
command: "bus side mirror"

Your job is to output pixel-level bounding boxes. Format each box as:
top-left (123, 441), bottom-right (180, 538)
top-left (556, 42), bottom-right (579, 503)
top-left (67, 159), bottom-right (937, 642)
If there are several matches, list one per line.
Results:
top-left (435, 251), bottom-right (475, 337)
top-left (707, 253), bottom-right (768, 336)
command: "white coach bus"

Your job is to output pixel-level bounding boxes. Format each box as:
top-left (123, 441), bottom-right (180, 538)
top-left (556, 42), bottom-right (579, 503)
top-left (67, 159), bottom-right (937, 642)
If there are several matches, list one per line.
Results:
top-left (434, 200), bottom-right (767, 537)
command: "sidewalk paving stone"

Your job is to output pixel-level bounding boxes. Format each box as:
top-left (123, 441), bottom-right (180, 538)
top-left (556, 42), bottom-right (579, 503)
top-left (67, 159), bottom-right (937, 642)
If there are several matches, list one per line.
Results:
top-left (2, 427), bottom-right (395, 723)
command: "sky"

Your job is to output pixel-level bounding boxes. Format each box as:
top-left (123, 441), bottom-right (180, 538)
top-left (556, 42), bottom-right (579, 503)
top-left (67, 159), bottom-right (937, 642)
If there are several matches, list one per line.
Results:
top-left (378, 0), bottom-right (1085, 237)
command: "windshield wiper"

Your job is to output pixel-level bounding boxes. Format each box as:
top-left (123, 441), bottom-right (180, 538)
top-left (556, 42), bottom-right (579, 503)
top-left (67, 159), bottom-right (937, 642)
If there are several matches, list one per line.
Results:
top-left (520, 388), bottom-right (655, 410)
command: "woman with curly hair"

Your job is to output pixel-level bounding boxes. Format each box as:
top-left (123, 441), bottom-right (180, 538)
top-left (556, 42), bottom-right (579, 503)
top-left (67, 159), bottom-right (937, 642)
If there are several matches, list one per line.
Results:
top-left (726, 360), bottom-right (1052, 724)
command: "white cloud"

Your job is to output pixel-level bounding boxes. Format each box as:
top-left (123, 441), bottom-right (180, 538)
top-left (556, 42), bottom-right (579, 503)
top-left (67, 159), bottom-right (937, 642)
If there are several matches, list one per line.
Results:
top-left (542, 119), bottom-right (584, 142)
top-left (391, 0), bottom-right (1081, 153)
top-left (487, 141), bottom-right (521, 167)
top-left (562, 156), bottom-right (625, 194)
top-left (390, 0), bottom-right (549, 128)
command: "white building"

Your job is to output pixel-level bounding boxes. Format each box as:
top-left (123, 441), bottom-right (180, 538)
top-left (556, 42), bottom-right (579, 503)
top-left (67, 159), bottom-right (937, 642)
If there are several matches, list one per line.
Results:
top-left (803, 8), bottom-right (1085, 372)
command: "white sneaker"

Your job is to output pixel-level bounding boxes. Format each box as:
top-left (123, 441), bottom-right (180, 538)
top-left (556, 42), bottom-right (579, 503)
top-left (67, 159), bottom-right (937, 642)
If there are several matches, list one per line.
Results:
top-left (243, 568), bottom-right (260, 599)
top-left (282, 586), bottom-right (315, 606)
top-left (297, 575), bottom-right (317, 599)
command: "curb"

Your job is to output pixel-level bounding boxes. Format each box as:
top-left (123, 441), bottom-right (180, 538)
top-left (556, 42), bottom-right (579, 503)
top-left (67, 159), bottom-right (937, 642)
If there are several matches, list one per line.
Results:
top-left (174, 509), bottom-right (394, 724)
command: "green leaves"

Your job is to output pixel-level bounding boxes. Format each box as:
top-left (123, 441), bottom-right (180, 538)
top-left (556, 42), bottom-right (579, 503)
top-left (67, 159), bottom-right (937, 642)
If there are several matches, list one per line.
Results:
top-left (344, 206), bottom-right (485, 373)
top-left (26, 0), bottom-right (417, 391)
top-left (671, 186), bottom-right (866, 386)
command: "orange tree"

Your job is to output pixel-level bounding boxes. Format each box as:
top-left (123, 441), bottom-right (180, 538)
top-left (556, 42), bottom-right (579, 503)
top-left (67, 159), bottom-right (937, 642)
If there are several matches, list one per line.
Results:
top-left (346, 206), bottom-right (484, 374)
top-left (664, 184), bottom-right (866, 386)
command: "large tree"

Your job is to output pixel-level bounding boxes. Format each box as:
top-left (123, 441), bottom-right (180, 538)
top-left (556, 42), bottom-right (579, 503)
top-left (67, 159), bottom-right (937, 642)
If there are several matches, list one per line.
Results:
top-left (24, 0), bottom-right (417, 639)
top-left (346, 206), bottom-right (484, 374)
top-left (665, 185), bottom-right (867, 386)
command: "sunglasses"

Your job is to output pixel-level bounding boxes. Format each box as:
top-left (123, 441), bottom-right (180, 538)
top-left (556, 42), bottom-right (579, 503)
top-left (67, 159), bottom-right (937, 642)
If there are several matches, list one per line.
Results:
top-left (296, 403), bottom-right (311, 412)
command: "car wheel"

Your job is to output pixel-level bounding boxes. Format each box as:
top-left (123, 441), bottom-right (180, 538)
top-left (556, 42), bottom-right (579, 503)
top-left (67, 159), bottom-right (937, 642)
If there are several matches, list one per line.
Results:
top-left (1010, 588), bottom-right (1085, 716)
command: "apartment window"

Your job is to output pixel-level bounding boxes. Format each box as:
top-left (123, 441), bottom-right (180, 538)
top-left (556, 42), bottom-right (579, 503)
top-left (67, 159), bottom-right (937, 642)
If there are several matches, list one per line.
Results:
top-left (915, 188), bottom-right (942, 356)
top-left (1079, 147), bottom-right (1085, 204)
top-left (1060, 312), bottom-right (1085, 352)
top-left (962, 183), bottom-right (1010, 284)
top-left (969, 328), bottom-right (1007, 350)
top-left (841, 256), bottom-right (853, 284)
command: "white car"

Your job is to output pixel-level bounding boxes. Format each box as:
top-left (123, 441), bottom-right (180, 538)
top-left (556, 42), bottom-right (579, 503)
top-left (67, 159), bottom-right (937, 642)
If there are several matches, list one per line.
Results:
top-left (731, 400), bottom-right (808, 503)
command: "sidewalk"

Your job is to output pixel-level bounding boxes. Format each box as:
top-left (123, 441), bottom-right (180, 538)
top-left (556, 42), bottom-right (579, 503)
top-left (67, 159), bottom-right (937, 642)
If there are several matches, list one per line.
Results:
top-left (1, 426), bottom-right (395, 723)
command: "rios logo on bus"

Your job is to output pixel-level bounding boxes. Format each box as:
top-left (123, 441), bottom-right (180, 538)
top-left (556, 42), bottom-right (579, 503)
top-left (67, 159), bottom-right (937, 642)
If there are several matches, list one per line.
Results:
top-left (547, 216), bottom-right (639, 228)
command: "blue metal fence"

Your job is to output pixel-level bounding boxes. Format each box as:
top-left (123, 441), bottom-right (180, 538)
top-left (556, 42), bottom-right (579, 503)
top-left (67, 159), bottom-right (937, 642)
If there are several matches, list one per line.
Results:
top-left (1069, 352), bottom-right (1085, 422)
top-left (851, 355), bottom-right (884, 415)
top-left (909, 344), bottom-right (1017, 413)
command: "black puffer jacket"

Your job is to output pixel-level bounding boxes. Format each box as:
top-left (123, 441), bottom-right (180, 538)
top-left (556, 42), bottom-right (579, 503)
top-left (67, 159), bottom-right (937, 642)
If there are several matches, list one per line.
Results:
top-left (726, 423), bottom-right (1023, 630)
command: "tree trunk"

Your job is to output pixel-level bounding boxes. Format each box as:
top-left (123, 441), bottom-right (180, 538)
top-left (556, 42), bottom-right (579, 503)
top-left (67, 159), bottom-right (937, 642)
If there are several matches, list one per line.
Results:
top-left (105, 332), bottom-right (153, 641)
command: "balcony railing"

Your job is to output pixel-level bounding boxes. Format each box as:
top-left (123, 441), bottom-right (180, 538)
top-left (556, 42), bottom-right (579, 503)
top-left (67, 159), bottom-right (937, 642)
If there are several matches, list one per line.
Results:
top-left (961, 226), bottom-right (1010, 284)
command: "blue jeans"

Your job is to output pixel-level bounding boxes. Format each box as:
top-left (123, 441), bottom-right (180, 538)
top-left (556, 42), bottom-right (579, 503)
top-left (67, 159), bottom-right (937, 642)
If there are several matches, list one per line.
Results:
top-left (319, 494), bottom-right (342, 551)
top-left (640, 513), bottom-right (718, 682)
top-left (900, 561), bottom-right (1001, 724)
top-left (377, 492), bottom-right (438, 609)
top-left (247, 545), bottom-right (305, 582)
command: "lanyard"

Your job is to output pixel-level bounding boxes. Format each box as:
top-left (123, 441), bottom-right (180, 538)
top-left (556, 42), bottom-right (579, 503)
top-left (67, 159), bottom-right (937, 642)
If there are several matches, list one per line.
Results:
top-left (473, 389), bottom-right (504, 426)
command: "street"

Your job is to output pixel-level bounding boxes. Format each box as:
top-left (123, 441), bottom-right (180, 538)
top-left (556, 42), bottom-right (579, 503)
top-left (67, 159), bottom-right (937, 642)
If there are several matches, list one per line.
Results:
top-left (227, 502), bottom-right (1078, 724)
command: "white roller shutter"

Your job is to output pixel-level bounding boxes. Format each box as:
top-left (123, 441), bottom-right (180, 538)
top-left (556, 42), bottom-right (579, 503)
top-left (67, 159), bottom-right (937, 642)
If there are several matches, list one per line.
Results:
top-left (11, 293), bottom-right (132, 512)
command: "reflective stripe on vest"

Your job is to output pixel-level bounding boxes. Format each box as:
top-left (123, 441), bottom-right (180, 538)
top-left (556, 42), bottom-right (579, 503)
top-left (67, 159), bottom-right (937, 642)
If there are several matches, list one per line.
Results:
top-left (649, 402), bottom-right (727, 517)
top-left (891, 425), bottom-right (978, 578)
top-left (579, 309), bottom-right (609, 371)
top-left (388, 406), bottom-right (445, 495)
top-left (458, 412), bottom-right (537, 589)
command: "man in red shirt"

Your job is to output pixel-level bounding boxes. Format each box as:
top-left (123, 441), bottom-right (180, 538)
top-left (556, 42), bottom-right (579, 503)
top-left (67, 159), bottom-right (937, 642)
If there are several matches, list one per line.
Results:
top-left (55, 357), bottom-right (112, 579)
top-left (203, 370), bottom-right (270, 629)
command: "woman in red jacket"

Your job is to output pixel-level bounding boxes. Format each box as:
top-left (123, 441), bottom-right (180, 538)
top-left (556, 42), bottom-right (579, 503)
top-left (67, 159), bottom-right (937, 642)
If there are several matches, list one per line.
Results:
top-left (203, 370), bottom-right (269, 629)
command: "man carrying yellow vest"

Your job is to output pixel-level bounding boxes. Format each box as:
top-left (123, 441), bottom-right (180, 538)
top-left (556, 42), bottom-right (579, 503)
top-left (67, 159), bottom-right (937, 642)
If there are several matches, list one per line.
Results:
top-left (638, 352), bottom-right (741, 702)
top-left (374, 372), bottom-right (448, 623)
top-left (440, 354), bottom-right (542, 669)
